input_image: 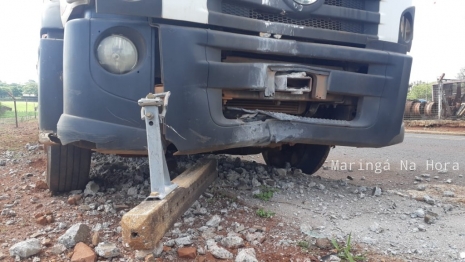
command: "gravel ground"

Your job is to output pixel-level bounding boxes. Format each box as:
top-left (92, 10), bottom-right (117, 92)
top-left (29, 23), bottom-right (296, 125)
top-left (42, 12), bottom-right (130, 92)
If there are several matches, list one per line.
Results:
top-left (1, 122), bottom-right (465, 262)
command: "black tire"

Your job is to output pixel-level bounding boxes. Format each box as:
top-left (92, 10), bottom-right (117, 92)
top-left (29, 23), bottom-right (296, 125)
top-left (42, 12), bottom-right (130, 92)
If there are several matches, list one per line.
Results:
top-left (262, 144), bottom-right (331, 175)
top-left (46, 144), bottom-right (92, 192)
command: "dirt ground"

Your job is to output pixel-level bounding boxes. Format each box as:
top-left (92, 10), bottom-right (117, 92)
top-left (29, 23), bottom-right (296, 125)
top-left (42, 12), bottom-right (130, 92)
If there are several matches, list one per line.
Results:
top-left (0, 120), bottom-right (464, 262)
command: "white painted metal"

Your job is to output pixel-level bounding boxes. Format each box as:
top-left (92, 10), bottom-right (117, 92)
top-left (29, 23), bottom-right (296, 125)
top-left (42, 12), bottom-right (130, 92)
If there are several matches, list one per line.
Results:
top-left (378, 0), bottom-right (413, 43)
top-left (162, 0), bottom-right (209, 24)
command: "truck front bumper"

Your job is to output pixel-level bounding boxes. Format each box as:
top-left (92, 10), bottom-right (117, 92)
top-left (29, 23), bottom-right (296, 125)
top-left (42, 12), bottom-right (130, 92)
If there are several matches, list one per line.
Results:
top-left (58, 22), bottom-right (411, 154)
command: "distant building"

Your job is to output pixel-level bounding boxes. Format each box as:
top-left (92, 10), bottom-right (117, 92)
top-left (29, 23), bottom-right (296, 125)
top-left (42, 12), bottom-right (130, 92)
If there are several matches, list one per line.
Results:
top-left (22, 94), bottom-right (38, 102)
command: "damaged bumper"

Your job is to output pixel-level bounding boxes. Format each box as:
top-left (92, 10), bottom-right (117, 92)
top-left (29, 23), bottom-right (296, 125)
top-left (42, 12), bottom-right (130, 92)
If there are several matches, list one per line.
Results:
top-left (57, 21), bottom-right (411, 154)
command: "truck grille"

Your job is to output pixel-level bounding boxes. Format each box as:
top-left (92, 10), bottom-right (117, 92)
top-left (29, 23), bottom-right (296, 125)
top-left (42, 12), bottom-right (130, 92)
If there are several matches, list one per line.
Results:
top-left (221, 1), bottom-right (365, 34)
top-left (324, 0), bottom-right (365, 10)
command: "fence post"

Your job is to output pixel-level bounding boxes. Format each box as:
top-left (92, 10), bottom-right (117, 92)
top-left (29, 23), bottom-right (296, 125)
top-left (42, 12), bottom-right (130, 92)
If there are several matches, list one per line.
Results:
top-left (13, 100), bottom-right (18, 127)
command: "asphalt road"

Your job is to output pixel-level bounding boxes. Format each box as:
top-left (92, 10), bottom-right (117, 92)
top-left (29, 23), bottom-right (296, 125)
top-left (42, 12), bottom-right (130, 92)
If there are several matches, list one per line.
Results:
top-left (321, 133), bottom-right (465, 190)
top-left (253, 133), bottom-right (465, 261)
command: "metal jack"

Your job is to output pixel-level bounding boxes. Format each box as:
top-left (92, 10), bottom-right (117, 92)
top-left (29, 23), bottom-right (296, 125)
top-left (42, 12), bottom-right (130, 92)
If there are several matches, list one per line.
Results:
top-left (138, 92), bottom-right (177, 199)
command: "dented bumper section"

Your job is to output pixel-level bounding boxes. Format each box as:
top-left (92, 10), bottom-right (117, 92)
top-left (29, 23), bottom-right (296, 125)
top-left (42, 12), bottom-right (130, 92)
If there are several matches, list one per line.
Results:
top-left (159, 25), bottom-right (412, 154)
top-left (57, 22), bottom-right (411, 154)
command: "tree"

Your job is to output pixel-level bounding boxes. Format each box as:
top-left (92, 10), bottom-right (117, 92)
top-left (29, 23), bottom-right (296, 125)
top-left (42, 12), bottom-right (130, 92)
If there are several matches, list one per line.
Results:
top-left (457, 67), bottom-right (465, 80)
top-left (23, 80), bottom-right (38, 96)
top-left (407, 82), bottom-right (433, 101)
top-left (0, 87), bottom-right (9, 98)
top-left (8, 84), bottom-right (23, 97)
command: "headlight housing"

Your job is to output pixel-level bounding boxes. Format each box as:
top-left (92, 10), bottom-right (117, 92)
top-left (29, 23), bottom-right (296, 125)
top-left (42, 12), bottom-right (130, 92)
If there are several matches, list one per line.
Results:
top-left (400, 15), bottom-right (413, 43)
top-left (293, 0), bottom-right (317, 4)
top-left (97, 35), bottom-right (138, 74)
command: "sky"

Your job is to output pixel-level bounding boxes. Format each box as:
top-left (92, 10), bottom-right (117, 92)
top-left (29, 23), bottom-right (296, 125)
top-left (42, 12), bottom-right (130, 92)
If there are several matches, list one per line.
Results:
top-left (0, 0), bottom-right (464, 84)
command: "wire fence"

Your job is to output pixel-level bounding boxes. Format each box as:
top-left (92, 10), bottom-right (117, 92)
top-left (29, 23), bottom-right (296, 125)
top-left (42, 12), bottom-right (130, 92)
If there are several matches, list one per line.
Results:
top-left (404, 100), bottom-right (465, 121)
top-left (0, 101), bottom-right (38, 125)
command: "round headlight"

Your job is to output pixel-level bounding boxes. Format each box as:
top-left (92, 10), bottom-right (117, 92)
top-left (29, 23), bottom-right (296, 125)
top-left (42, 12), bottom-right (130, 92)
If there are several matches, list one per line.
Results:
top-left (97, 35), bottom-right (138, 74)
top-left (293, 0), bottom-right (317, 5)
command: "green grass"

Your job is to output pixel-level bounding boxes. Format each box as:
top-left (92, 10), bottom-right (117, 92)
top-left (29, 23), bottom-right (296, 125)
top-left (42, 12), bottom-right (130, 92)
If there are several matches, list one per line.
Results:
top-left (253, 187), bottom-right (277, 201)
top-left (297, 241), bottom-right (310, 249)
top-left (331, 233), bottom-right (366, 262)
top-left (1, 101), bottom-right (37, 119)
top-left (256, 208), bottom-right (275, 218)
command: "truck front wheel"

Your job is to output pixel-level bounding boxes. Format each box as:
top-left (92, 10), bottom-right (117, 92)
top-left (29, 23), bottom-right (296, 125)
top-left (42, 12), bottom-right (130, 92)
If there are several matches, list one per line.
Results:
top-left (46, 144), bottom-right (92, 192)
top-left (262, 144), bottom-right (330, 175)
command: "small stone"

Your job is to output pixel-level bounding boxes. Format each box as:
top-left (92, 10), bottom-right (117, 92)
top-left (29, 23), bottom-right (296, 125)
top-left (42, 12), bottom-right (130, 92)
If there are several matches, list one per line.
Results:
top-left (245, 232), bottom-right (265, 243)
top-left (206, 215), bottom-right (221, 227)
top-left (251, 178), bottom-right (261, 188)
top-left (414, 209), bottom-right (425, 218)
top-left (369, 222), bottom-right (384, 234)
top-left (227, 171), bottom-right (241, 182)
top-left (210, 246), bottom-right (233, 260)
top-left (36, 216), bottom-right (48, 225)
top-left (145, 254), bottom-right (155, 262)
top-left (416, 185), bottom-right (427, 191)
top-left (58, 223), bottom-right (91, 248)
top-left (0, 159), bottom-right (6, 166)
top-left (328, 255), bottom-right (342, 262)
top-left (164, 240), bottom-right (175, 247)
top-left (177, 247), bottom-right (197, 259)
top-left (127, 187), bottom-right (138, 196)
top-left (460, 252), bottom-right (465, 259)
top-left (445, 179), bottom-right (452, 184)
top-left (317, 184), bottom-right (325, 190)
top-left (135, 250), bottom-right (153, 260)
top-left (220, 236), bottom-right (244, 249)
top-left (235, 248), bottom-right (258, 262)
top-left (315, 238), bottom-right (331, 249)
top-left (1, 209), bottom-right (16, 217)
top-left (424, 211), bottom-right (439, 224)
top-left (418, 225), bottom-right (426, 232)
top-left (275, 168), bottom-right (287, 177)
top-left (372, 187), bottom-right (382, 196)
top-left (414, 176), bottom-right (423, 182)
top-left (95, 242), bottom-right (120, 258)
top-left (46, 215), bottom-right (54, 224)
top-left (9, 239), bottom-right (41, 258)
top-left (443, 191), bottom-right (455, 197)
top-left (50, 244), bottom-right (67, 254)
top-left (423, 195), bottom-right (435, 205)
top-left (35, 180), bottom-right (48, 190)
top-left (174, 236), bottom-right (192, 246)
top-left (68, 195), bottom-right (82, 205)
top-left (41, 238), bottom-right (52, 247)
top-left (197, 247), bottom-right (205, 255)
top-left (71, 242), bottom-right (96, 262)
top-left (83, 181), bottom-right (99, 196)
top-left (443, 204), bottom-right (454, 212)
top-left (91, 232), bottom-right (100, 246)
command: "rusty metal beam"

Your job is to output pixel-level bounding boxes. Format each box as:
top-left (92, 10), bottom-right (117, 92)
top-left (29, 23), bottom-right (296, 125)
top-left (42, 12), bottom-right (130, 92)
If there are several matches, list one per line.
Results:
top-left (121, 158), bottom-right (217, 250)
